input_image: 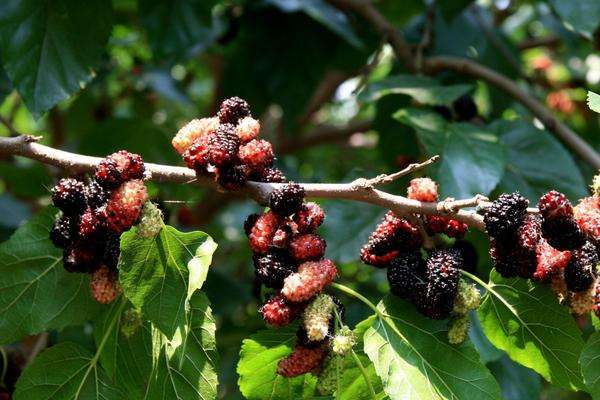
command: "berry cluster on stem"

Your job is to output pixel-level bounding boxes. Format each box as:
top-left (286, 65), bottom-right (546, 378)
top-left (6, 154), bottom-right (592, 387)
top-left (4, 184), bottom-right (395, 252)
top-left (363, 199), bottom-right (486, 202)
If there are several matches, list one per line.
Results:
top-left (49, 150), bottom-right (157, 304)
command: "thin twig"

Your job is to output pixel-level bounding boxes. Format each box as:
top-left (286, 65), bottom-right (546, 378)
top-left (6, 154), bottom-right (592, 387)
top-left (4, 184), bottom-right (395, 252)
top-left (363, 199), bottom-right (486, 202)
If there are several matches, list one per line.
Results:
top-left (359, 155), bottom-right (440, 187)
top-left (437, 194), bottom-right (489, 213)
top-left (0, 135), bottom-right (490, 230)
top-left (414, 4), bottom-right (435, 72)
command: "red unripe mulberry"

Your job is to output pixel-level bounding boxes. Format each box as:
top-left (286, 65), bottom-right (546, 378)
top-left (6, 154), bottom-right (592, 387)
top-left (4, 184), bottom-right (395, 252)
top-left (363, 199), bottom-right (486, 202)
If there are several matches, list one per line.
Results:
top-left (407, 177), bottom-right (438, 202)
top-left (282, 259), bottom-right (337, 302)
top-left (290, 234), bottom-right (326, 262)
top-left (90, 265), bottom-right (121, 304)
top-left (277, 344), bottom-right (327, 377)
top-left (534, 239), bottom-right (571, 281)
top-left (238, 139), bottom-right (274, 170)
top-left (293, 202), bottom-right (325, 233)
top-left (248, 211), bottom-right (281, 254)
top-left (261, 294), bottom-right (306, 327)
top-left (236, 117), bottom-right (260, 143)
top-left (106, 180), bottom-right (148, 233)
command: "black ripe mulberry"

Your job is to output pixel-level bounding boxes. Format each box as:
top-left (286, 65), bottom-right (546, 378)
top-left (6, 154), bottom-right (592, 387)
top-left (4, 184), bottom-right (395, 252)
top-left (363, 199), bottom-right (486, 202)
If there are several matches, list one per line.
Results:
top-left (363, 211), bottom-right (422, 256)
top-left (484, 192), bottom-right (528, 242)
top-left (251, 167), bottom-right (287, 183)
top-left (418, 248), bottom-right (462, 320)
top-left (51, 178), bottom-right (87, 215)
top-left (63, 245), bottom-right (101, 273)
top-left (253, 249), bottom-right (297, 289)
top-left (218, 96), bottom-right (251, 124)
top-left (50, 216), bottom-right (77, 249)
top-left (103, 233), bottom-right (121, 271)
top-left (387, 252), bottom-right (426, 301)
top-left (84, 180), bottom-right (108, 209)
top-left (95, 158), bottom-right (122, 189)
top-left (564, 241), bottom-right (598, 292)
top-left (207, 124), bottom-right (240, 167)
top-left (217, 164), bottom-right (248, 190)
top-left (541, 217), bottom-right (584, 251)
top-left (269, 183), bottom-right (305, 217)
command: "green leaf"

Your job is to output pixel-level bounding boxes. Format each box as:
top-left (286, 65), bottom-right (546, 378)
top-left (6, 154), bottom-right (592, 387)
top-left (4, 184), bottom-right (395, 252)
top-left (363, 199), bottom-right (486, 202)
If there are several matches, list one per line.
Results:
top-left (361, 74), bottom-right (472, 106)
top-left (478, 271), bottom-right (585, 391)
top-left (580, 332), bottom-right (600, 399)
top-left (237, 326), bottom-right (317, 400)
top-left (0, 0), bottom-right (113, 116)
top-left (119, 225), bottom-right (217, 339)
top-left (93, 293), bottom-right (218, 400)
top-left (395, 108), bottom-right (506, 198)
top-left (587, 91), bottom-right (600, 113)
top-left (549, 0), bottom-right (600, 39)
top-left (13, 342), bottom-right (123, 400)
top-left (0, 207), bottom-right (101, 344)
top-left (492, 119), bottom-right (587, 201)
top-left (139, 0), bottom-right (221, 61)
top-left (363, 295), bottom-right (501, 400)
top-left (487, 355), bottom-right (542, 400)
top-left (593, 314), bottom-right (600, 330)
top-left (146, 292), bottom-right (218, 400)
top-left (266, 0), bottom-right (362, 47)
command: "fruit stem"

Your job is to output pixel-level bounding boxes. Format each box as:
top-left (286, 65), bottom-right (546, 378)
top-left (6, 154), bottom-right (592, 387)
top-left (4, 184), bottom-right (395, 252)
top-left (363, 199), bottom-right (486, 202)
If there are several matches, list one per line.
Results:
top-left (350, 349), bottom-right (378, 399)
top-left (331, 282), bottom-right (382, 317)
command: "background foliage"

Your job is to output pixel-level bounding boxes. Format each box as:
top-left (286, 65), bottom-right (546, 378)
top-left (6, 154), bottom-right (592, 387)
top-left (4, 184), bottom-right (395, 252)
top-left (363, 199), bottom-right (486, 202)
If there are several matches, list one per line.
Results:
top-left (0, 0), bottom-right (599, 399)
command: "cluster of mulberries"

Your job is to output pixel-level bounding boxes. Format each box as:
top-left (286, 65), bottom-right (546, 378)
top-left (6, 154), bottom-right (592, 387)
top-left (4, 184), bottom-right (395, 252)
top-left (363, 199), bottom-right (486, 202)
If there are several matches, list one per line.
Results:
top-left (49, 151), bottom-right (154, 304)
top-left (484, 189), bottom-right (600, 315)
top-left (244, 183), bottom-right (347, 378)
top-left (359, 177), bottom-right (478, 342)
top-left (172, 96), bottom-right (285, 190)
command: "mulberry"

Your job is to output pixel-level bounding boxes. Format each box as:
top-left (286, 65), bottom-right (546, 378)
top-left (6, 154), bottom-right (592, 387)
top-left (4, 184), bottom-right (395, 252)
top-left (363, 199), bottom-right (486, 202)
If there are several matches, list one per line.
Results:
top-left (172, 117), bottom-right (219, 154)
top-left (272, 225), bottom-right (293, 249)
top-left (387, 252), bottom-right (426, 301)
top-left (360, 247), bottom-right (399, 267)
top-left (294, 202), bottom-right (325, 233)
top-left (78, 207), bottom-right (108, 240)
top-left (51, 178), bottom-right (87, 215)
top-left (243, 213), bottom-right (260, 236)
top-left (103, 233), bottom-right (121, 271)
top-left (106, 180), bottom-right (148, 233)
top-left (90, 265), bottom-right (120, 304)
top-left (106, 150), bottom-right (145, 181)
top-left (452, 280), bottom-right (481, 314)
top-left (248, 211), bottom-right (281, 254)
top-left (277, 344), bottom-right (327, 377)
top-left (260, 294), bottom-right (305, 327)
top-left (206, 124), bottom-right (240, 167)
top-left (290, 234), bottom-right (326, 262)
top-left (95, 158), bottom-right (122, 189)
top-left (303, 294), bottom-right (334, 341)
top-left (569, 286), bottom-right (595, 315)
top-left (63, 245), bottom-right (101, 273)
top-left (253, 250), bottom-right (297, 289)
top-left (418, 248), bottom-right (462, 320)
top-left (84, 180), bottom-right (107, 209)
top-left (296, 326), bottom-right (329, 349)
top-left (238, 139), bottom-right (274, 170)
top-left (447, 314), bottom-right (470, 344)
top-left (407, 177), bottom-right (438, 202)
top-left (251, 167), bottom-right (287, 183)
top-left (426, 215), bottom-right (467, 238)
top-left (269, 183), bottom-right (305, 217)
top-left (363, 211), bottom-right (422, 256)
top-left (538, 190), bottom-right (573, 219)
top-left (483, 192), bottom-right (528, 242)
top-left (50, 216), bottom-right (77, 249)
top-left (489, 238), bottom-right (537, 279)
top-left (534, 239), bottom-right (571, 281)
top-left (541, 217), bottom-right (584, 251)
top-left (574, 197), bottom-right (600, 244)
top-left (218, 96), bottom-right (251, 124)
top-left (564, 241), bottom-right (598, 292)
top-left (316, 355), bottom-right (341, 395)
top-left (216, 164), bottom-right (249, 190)
top-left (282, 259), bottom-right (337, 302)
top-left (136, 202), bottom-right (163, 238)
top-left (331, 326), bottom-right (356, 355)
top-left (236, 117), bottom-right (260, 143)
top-left (182, 135), bottom-right (210, 172)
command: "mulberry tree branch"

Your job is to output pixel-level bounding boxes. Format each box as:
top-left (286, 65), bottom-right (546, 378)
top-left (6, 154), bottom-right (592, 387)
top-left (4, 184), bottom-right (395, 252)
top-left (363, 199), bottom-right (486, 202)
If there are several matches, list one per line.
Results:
top-left (0, 135), bottom-right (487, 230)
top-left (326, 0), bottom-right (600, 169)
